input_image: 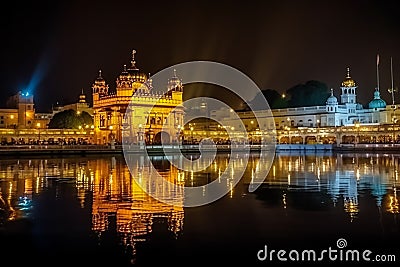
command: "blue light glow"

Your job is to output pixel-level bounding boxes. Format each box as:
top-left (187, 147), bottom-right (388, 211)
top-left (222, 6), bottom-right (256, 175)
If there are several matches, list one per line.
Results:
top-left (18, 196), bottom-right (32, 207)
top-left (21, 91), bottom-right (30, 97)
top-left (26, 52), bottom-right (51, 96)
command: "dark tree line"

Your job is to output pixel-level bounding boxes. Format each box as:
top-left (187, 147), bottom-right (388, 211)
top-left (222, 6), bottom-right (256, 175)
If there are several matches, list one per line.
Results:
top-left (250, 80), bottom-right (330, 109)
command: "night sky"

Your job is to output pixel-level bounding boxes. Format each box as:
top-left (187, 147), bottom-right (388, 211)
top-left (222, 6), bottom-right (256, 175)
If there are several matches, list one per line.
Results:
top-left (1, 0), bottom-right (399, 112)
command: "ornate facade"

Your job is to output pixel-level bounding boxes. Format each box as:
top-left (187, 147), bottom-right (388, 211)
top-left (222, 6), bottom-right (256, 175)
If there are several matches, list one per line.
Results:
top-left (92, 50), bottom-right (184, 144)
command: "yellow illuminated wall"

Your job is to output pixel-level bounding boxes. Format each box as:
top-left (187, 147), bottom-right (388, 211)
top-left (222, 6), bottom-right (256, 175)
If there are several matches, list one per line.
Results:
top-left (91, 50), bottom-right (184, 144)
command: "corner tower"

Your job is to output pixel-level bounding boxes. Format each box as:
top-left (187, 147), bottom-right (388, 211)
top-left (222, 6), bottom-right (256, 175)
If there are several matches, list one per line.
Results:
top-left (92, 70), bottom-right (109, 103)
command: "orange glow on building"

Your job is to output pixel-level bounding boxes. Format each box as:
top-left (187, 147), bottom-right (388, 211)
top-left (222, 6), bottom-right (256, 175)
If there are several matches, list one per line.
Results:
top-left (91, 50), bottom-right (184, 144)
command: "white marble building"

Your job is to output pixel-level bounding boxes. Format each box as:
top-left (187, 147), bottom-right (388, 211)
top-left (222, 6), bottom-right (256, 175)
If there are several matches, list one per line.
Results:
top-left (211, 67), bottom-right (396, 131)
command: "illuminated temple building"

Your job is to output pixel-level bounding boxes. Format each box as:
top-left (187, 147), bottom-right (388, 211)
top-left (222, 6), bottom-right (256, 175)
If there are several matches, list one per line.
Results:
top-left (206, 67), bottom-right (400, 145)
top-left (91, 50), bottom-right (184, 144)
top-left (213, 67), bottom-right (391, 128)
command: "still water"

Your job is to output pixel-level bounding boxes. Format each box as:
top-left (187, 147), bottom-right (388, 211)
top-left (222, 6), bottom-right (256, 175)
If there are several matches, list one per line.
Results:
top-left (0, 152), bottom-right (399, 265)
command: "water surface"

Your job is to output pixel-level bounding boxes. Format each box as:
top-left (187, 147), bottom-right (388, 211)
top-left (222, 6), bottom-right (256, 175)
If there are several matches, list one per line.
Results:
top-left (0, 152), bottom-right (399, 265)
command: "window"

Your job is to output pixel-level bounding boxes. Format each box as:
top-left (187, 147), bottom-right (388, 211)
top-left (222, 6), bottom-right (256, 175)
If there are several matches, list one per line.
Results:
top-left (100, 116), bottom-right (105, 127)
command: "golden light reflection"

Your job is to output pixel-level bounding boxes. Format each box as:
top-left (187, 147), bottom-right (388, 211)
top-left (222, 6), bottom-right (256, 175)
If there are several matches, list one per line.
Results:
top-left (273, 165), bottom-right (276, 178)
top-left (1, 153), bottom-right (400, 252)
top-left (91, 156), bottom-right (184, 260)
top-left (344, 197), bottom-right (359, 222)
top-left (387, 189), bottom-right (399, 214)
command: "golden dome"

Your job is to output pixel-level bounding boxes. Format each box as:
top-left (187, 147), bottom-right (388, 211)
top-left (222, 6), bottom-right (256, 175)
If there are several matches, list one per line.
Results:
top-left (341, 67), bottom-right (357, 87)
top-left (126, 50), bottom-right (147, 84)
top-left (167, 69), bottom-right (183, 91)
top-left (116, 50), bottom-right (149, 91)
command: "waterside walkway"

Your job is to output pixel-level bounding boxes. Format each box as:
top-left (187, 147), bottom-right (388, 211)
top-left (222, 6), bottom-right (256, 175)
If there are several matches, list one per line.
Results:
top-left (1, 143), bottom-right (400, 156)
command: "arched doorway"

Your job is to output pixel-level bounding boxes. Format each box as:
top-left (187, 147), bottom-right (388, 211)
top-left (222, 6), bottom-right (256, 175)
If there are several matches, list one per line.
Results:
top-left (153, 131), bottom-right (170, 145)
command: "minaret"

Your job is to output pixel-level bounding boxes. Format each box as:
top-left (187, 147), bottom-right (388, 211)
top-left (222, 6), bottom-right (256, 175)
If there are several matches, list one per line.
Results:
top-left (92, 70), bottom-right (109, 103)
top-left (340, 67), bottom-right (357, 104)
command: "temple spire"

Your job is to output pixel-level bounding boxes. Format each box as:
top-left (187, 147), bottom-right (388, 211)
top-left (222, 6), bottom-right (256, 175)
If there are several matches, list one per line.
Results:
top-left (131, 49), bottom-right (137, 69)
top-left (376, 53), bottom-right (380, 92)
top-left (346, 67), bottom-right (351, 78)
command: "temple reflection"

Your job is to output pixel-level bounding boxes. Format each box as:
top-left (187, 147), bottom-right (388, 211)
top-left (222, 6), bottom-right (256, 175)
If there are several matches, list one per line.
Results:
top-left (261, 152), bottom-right (400, 221)
top-left (1, 152), bottom-right (400, 244)
top-left (89, 156), bottom-right (184, 259)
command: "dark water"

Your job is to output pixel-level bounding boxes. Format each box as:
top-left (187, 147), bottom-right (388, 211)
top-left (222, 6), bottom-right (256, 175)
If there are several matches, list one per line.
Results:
top-left (0, 152), bottom-right (399, 266)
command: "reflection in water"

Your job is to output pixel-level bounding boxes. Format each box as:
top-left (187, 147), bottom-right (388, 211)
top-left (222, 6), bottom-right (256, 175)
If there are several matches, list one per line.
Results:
top-left (264, 152), bottom-right (400, 221)
top-left (0, 152), bottom-right (400, 264)
top-left (90, 156), bottom-right (184, 260)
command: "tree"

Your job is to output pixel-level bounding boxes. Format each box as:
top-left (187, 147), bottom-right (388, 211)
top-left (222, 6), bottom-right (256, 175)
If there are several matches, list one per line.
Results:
top-left (79, 111), bottom-right (93, 126)
top-left (286, 80), bottom-right (329, 107)
top-left (48, 109), bottom-right (93, 129)
top-left (248, 89), bottom-right (288, 110)
top-left (261, 89), bottom-right (289, 109)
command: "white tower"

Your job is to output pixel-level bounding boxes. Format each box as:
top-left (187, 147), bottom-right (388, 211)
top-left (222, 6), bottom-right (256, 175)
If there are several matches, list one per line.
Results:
top-left (340, 67), bottom-right (357, 104)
